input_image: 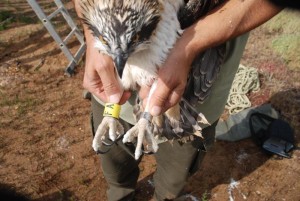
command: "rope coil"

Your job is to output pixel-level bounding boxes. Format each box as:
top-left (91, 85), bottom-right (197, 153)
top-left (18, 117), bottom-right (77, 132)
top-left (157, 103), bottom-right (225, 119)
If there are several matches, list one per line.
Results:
top-left (226, 64), bottom-right (260, 114)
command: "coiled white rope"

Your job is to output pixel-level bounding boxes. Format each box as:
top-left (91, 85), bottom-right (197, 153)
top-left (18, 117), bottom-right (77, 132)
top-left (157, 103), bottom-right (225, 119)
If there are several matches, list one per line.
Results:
top-left (226, 64), bottom-right (260, 114)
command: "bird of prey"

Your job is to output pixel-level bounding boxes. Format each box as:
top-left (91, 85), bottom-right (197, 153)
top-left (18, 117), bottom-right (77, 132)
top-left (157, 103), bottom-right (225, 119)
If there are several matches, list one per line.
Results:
top-left (80, 0), bottom-right (225, 159)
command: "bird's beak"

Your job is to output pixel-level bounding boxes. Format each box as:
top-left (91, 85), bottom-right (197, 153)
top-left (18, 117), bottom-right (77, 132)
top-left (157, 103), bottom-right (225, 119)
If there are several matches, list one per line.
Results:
top-left (114, 49), bottom-right (128, 78)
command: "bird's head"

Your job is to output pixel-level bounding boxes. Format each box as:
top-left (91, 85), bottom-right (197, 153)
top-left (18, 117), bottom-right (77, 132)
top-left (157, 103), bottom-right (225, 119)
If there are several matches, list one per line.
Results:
top-left (80, 0), bottom-right (161, 77)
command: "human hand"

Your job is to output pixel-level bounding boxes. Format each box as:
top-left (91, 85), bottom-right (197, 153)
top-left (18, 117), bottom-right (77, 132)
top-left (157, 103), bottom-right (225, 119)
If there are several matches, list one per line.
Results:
top-left (139, 39), bottom-right (194, 116)
top-left (83, 37), bottom-right (131, 104)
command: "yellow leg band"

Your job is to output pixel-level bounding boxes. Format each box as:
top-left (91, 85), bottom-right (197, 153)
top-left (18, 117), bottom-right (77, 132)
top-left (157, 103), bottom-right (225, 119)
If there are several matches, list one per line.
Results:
top-left (103, 103), bottom-right (121, 119)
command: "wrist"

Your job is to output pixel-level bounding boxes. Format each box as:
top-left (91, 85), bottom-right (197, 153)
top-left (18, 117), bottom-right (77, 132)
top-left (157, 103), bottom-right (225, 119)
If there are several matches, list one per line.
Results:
top-left (171, 29), bottom-right (198, 70)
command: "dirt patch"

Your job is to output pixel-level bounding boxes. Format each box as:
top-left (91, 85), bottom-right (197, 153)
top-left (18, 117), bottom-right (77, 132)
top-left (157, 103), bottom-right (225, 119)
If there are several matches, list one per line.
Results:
top-left (0, 2), bottom-right (299, 201)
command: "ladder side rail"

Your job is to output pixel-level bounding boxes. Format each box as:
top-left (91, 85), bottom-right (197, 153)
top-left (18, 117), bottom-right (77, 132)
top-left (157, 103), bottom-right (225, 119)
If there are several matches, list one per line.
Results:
top-left (54, 0), bottom-right (85, 44)
top-left (27, 0), bottom-right (75, 65)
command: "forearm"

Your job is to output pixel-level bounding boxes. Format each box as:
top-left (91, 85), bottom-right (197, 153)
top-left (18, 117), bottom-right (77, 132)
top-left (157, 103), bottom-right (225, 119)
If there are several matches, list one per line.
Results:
top-left (72, 0), bottom-right (93, 43)
top-left (147, 0), bottom-right (282, 114)
top-left (178, 0), bottom-right (283, 63)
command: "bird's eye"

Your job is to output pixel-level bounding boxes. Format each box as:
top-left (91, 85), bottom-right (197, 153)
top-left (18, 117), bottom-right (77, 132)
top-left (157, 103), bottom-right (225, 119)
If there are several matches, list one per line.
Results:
top-left (132, 34), bottom-right (140, 43)
top-left (98, 35), bottom-right (107, 45)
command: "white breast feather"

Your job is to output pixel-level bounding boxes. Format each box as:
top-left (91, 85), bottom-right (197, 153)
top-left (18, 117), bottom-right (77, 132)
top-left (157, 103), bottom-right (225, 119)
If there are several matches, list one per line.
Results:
top-left (121, 0), bottom-right (184, 90)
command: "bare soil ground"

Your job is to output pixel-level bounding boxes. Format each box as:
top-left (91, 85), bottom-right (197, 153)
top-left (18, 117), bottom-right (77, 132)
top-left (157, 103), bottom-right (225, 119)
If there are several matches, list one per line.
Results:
top-left (0, 1), bottom-right (299, 201)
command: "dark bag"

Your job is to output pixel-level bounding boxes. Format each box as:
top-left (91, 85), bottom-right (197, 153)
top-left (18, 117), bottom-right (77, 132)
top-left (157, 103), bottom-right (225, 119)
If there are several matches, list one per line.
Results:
top-left (249, 112), bottom-right (295, 158)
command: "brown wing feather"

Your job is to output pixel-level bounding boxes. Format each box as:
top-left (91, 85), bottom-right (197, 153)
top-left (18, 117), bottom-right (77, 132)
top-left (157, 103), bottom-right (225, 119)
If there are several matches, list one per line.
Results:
top-left (183, 44), bottom-right (226, 105)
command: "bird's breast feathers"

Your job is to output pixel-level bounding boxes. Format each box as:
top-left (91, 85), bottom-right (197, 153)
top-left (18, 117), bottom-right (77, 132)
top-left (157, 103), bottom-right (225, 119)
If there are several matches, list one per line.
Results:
top-left (122, 0), bottom-right (184, 90)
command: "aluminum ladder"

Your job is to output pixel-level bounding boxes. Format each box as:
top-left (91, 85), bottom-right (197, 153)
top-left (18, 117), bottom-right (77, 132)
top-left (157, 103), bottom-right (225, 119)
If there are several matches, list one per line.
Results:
top-left (27, 0), bottom-right (86, 76)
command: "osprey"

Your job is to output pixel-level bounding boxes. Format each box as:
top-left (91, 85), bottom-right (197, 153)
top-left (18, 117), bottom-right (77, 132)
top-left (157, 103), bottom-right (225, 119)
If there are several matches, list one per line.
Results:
top-left (80, 0), bottom-right (225, 159)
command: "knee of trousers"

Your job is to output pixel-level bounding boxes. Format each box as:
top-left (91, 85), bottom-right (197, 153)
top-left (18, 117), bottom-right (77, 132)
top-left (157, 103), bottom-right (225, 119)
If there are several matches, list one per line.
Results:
top-left (100, 147), bottom-right (140, 185)
top-left (152, 140), bottom-right (207, 199)
top-left (153, 167), bottom-right (191, 200)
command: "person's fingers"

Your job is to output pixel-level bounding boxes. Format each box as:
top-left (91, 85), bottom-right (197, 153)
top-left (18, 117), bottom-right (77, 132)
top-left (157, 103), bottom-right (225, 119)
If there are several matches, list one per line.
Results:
top-left (119, 91), bottom-right (131, 105)
top-left (139, 85), bottom-right (151, 100)
top-left (83, 38), bottom-right (130, 104)
top-left (164, 88), bottom-right (183, 110)
top-left (138, 85), bottom-right (150, 108)
top-left (95, 54), bottom-right (124, 103)
top-left (82, 67), bottom-right (106, 100)
top-left (149, 79), bottom-right (172, 116)
top-left (147, 74), bottom-right (186, 116)
top-left (83, 67), bottom-right (131, 104)
top-left (83, 45), bottom-right (110, 101)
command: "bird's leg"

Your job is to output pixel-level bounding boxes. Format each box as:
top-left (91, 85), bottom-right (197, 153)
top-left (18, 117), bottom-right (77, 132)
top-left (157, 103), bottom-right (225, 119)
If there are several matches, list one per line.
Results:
top-left (123, 113), bottom-right (158, 159)
top-left (123, 82), bottom-right (159, 160)
top-left (92, 104), bottom-right (124, 152)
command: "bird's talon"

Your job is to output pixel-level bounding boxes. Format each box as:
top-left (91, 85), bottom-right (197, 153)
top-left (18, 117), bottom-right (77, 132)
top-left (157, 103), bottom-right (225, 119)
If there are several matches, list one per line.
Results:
top-left (124, 117), bottom-right (158, 160)
top-left (101, 139), bottom-right (114, 146)
top-left (92, 116), bottom-right (124, 153)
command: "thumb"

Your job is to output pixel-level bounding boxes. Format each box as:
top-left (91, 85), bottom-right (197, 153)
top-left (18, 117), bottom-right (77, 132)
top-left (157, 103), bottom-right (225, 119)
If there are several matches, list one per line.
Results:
top-left (102, 75), bottom-right (123, 104)
top-left (97, 56), bottom-right (124, 103)
top-left (149, 80), bottom-right (171, 116)
top-left (149, 80), bottom-right (183, 116)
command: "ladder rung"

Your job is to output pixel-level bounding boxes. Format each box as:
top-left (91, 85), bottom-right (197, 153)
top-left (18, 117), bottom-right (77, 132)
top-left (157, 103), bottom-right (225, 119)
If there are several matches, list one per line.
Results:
top-left (48, 6), bottom-right (63, 20)
top-left (64, 28), bottom-right (77, 44)
top-left (27, 0), bottom-right (86, 75)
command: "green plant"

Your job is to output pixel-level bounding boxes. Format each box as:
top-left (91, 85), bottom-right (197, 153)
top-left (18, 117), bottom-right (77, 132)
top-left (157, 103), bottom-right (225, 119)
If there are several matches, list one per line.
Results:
top-left (272, 34), bottom-right (300, 70)
top-left (0, 10), bottom-right (38, 31)
top-left (0, 10), bottom-right (12, 21)
top-left (0, 10), bottom-right (13, 31)
top-left (0, 93), bottom-right (45, 117)
top-left (201, 191), bottom-right (209, 201)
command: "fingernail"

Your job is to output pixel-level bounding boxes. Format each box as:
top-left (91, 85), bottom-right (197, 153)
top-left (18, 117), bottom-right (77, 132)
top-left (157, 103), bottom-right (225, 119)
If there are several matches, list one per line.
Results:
top-left (151, 106), bottom-right (162, 116)
top-left (109, 94), bottom-right (120, 103)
